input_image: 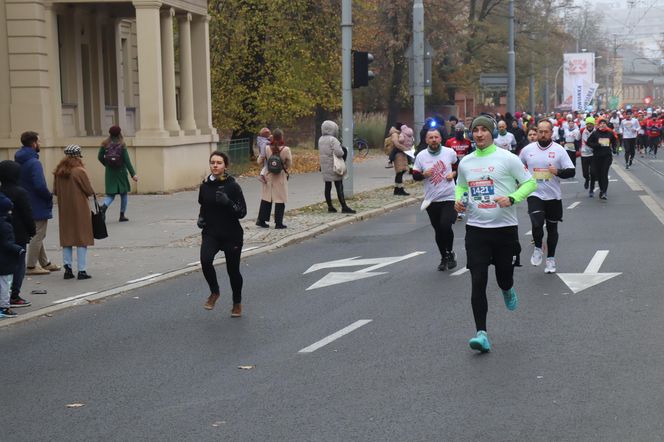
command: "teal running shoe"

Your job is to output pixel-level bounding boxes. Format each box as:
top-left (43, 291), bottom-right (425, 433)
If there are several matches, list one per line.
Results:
top-left (469, 330), bottom-right (491, 353)
top-left (502, 287), bottom-right (518, 311)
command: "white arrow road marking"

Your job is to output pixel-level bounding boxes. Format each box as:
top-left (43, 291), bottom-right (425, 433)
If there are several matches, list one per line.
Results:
top-left (451, 267), bottom-right (469, 276)
top-left (557, 250), bottom-right (621, 294)
top-left (567, 202), bottom-right (580, 209)
top-left (525, 230), bottom-right (532, 236)
top-left (298, 320), bottom-right (372, 353)
top-left (304, 251), bottom-right (426, 290)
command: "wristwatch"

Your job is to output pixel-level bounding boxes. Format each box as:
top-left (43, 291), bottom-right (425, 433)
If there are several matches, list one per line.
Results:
top-left (508, 196), bottom-right (515, 205)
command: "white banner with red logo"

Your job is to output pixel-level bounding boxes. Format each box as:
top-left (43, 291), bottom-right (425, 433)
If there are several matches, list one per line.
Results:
top-left (562, 53), bottom-right (596, 111)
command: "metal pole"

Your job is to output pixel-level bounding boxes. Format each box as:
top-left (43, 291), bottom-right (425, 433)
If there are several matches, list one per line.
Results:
top-left (507, 0), bottom-right (516, 115)
top-left (544, 65), bottom-right (550, 114)
top-left (529, 60), bottom-right (535, 114)
top-left (341, 0), bottom-right (354, 196)
top-left (413, 0), bottom-right (425, 145)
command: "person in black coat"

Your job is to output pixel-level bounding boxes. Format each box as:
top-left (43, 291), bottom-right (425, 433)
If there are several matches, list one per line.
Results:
top-left (197, 151), bottom-right (247, 317)
top-left (0, 192), bottom-right (25, 318)
top-left (0, 160), bottom-right (36, 308)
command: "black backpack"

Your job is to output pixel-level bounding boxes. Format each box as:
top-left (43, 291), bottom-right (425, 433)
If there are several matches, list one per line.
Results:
top-left (267, 148), bottom-right (284, 174)
top-left (104, 142), bottom-right (124, 168)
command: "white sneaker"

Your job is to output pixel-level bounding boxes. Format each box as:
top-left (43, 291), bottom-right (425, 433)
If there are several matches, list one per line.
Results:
top-left (530, 247), bottom-right (543, 266)
top-left (544, 257), bottom-right (556, 274)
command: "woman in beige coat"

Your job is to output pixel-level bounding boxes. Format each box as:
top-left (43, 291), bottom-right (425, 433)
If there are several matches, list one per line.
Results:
top-left (256, 129), bottom-right (292, 229)
top-left (390, 124), bottom-right (410, 196)
top-left (53, 144), bottom-right (95, 280)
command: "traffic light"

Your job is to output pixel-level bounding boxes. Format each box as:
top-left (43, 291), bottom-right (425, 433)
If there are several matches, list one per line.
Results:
top-left (352, 50), bottom-right (374, 88)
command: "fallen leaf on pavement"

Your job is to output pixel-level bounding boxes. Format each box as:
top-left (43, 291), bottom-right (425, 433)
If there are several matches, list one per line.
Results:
top-left (66, 403), bottom-right (85, 408)
top-left (237, 365), bottom-right (256, 370)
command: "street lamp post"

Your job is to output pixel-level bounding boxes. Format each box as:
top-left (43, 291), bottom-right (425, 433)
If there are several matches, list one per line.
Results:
top-left (553, 63), bottom-right (564, 109)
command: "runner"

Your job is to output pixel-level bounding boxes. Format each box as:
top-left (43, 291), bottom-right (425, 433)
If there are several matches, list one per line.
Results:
top-left (519, 120), bottom-right (576, 274)
top-left (413, 129), bottom-right (459, 271)
top-left (580, 116), bottom-right (596, 196)
top-left (526, 126), bottom-right (538, 144)
top-left (586, 118), bottom-right (617, 200)
top-left (495, 120), bottom-right (517, 153)
top-left (561, 118), bottom-right (580, 167)
top-left (445, 122), bottom-right (473, 220)
top-left (455, 115), bottom-right (537, 353)
top-left (619, 109), bottom-right (638, 169)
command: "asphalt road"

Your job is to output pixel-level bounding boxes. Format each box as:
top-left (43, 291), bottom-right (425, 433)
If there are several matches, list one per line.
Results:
top-left (2, 157), bottom-right (664, 441)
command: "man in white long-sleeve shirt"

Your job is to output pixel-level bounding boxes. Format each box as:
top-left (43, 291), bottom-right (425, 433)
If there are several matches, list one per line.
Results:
top-left (619, 109), bottom-right (638, 169)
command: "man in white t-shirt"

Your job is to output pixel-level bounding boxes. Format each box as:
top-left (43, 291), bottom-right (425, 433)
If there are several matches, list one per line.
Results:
top-left (494, 120), bottom-right (517, 153)
top-left (519, 120), bottom-right (576, 274)
top-left (413, 129), bottom-right (459, 271)
top-left (619, 109), bottom-right (638, 168)
top-left (455, 115), bottom-right (537, 353)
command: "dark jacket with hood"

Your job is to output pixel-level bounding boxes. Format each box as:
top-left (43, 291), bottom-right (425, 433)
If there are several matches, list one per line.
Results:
top-left (586, 127), bottom-right (618, 158)
top-left (197, 174), bottom-right (247, 243)
top-left (14, 146), bottom-right (53, 220)
top-left (0, 192), bottom-right (24, 275)
top-left (0, 160), bottom-right (36, 246)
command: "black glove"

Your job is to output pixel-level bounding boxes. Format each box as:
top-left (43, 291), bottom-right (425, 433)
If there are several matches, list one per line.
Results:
top-left (215, 190), bottom-right (231, 205)
top-left (197, 217), bottom-right (206, 229)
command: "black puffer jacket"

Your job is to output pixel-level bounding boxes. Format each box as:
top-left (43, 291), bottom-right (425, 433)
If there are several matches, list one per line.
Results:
top-left (0, 192), bottom-right (24, 275)
top-left (197, 174), bottom-right (247, 242)
top-left (0, 160), bottom-right (36, 246)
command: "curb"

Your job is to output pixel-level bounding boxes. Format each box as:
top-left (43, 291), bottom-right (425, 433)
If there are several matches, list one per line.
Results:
top-left (0, 196), bottom-right (418, 330)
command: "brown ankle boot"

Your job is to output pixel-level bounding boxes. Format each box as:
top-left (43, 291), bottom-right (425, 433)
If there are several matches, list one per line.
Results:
top-left (204, 293), bottom-right (220, 310)
top-left (231, 303), bottom-right (242, 317)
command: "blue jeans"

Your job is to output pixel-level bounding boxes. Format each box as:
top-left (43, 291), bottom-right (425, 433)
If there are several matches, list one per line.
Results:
top-left (63, 246), bottom-right (88, 272)
top-left (0, 274), bottom-right (12, 309)
top-left (104, 193), bottom-right (128, 212)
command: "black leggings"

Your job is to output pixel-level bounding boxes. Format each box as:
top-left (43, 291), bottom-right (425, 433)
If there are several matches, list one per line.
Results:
top-left (623, 138), bottom-right (636, 164)
top-left (395, 171), bottom-right (405, 185)
top-left (591, 155), bottom-right (612, 193)
top-left (200, 234), bottom-right (243, 304)
top-left (425, 201), bottom-right (457, 259)
top-left (465, 226), bottom-right (519, 332)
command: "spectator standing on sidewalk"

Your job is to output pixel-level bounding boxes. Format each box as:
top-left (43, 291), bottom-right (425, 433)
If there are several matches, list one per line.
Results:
top-left (14, 131), bottom-right (60, 275)
top-left (0, 192), bottom-right (25, 318)
top-left (198, 151), bottom-right (247, 317)
top-left (389, 122), bottom-right (411, 196)
top-left (53, 145), bottom-right (95, 280)
top-left (256, 127), bottom-right (271, 184)
top-left (318, 120), bottom-right (356, 214)
top-left (98, 126), bottom-right (138, 222)
top-left (256, 129), bottom-right (292, 229)
top-left (0, 161), bottom-right (36, 308)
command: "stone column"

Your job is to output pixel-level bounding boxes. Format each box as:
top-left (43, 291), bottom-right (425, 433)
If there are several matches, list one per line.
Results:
top-left (191, 15), bottom-right (216, 135)
top-left (114, 19), bottom-right (127, 132)
top-left (177, 13), bottom-right (198, 134)
top-left (160, 8), bottom-right (181, 134)
top-left (45, 4), bottom-right (64, 138)
top-left (133, 0), bottom-right (167, 137)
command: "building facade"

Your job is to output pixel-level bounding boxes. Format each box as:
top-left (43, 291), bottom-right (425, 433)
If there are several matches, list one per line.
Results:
top-left (0, 0), bottom-right (218, 192)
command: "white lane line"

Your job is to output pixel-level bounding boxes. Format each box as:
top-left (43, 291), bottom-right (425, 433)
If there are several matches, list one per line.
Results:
top-left (561, 181), bottom-right (579, 184)
top-left (609, 179), bottom-right (618, 182)
top-left (525, 230), bottom-right (532, 236)
top-left (451, 267), bottom-right (469, 276)
top-left (298, 320), bottom-right (372, 353)
top-left (640, 195), bottom-right (664, 225)
top-left (611, 164), bottom-right (643, 191)
top-left (584, 250), bottom-right (609, 273)
top-left (567, 202), bottom-right (580, 209)
top-left (127, 273), bottom-right (163, 284)
top-left (53, 292), bottom-right (98, 305)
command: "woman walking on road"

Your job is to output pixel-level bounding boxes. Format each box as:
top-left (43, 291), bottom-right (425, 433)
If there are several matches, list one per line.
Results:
top-left (53, 145), bottom-right (95, 280)
top-left (197, 151), bottom-right (247, 317)
top-left (98, 126), bottom-right (138, 222)
top-left (256, 129), bottom-right (292, 229)
top-left (318, 120), bottom-right (355, 214)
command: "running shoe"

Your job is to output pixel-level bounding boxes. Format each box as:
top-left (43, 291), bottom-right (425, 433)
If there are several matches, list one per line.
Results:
top-left (584, 179), bottom-right (589, 189)
top-left (544, 257), bottom-right (556, 274)
top-left (588, 190), bottom-right (594, 198)
top-left (599, 192), bottom-right (607, 200)
top-left (469, 330), bottom-right (491, 353)
top-left (501, 287), bottom-right (518, 311)
top-left (530, 247), bottom-right (543, 266)
top-left (437, 257), bottom-right (448, 271)
top-left (446, 251), bottom-right (457, 270)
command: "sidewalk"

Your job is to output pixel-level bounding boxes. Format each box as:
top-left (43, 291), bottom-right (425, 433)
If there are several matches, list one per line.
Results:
top-left (2, 156), bottom-right (422, 327)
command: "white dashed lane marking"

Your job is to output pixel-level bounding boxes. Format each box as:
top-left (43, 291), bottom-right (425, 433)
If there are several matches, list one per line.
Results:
top-left (298, 320), bottom-right (373, 353)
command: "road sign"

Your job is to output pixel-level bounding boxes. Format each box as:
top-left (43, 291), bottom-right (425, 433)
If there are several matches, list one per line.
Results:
top-left (479, 73), bottom-right (508, 91)
top-left (304, 251), bottom-right (426, 290)
top-left (557, 250), bottom-right (621, 294)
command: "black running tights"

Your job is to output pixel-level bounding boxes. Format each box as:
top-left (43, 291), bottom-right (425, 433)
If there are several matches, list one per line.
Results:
top-left (623, 138), bottom-right (636, 164)
top-left (395, 171), bottom-right (405, 185)
top-left (200, 234), bottom-right (243, 303)
top-left (591, 155), bottom-right (612, 193)
top-left (470, 263), bottom-right (514, 332)
top-left (425, 201), bottom-right (457, 259)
